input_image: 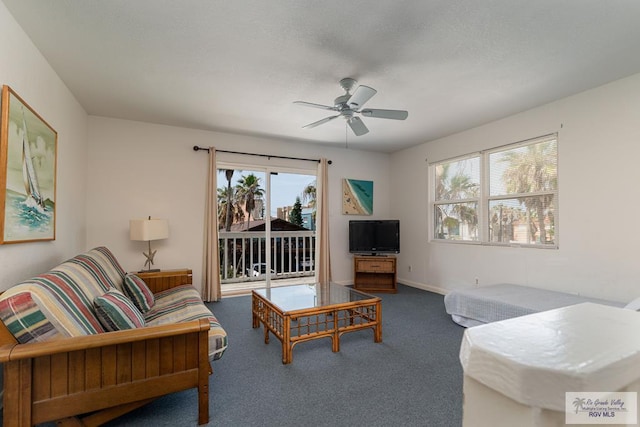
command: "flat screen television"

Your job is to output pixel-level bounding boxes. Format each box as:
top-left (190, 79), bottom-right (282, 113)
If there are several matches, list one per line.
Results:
top-left (349, 220), bottom-right (400, 255)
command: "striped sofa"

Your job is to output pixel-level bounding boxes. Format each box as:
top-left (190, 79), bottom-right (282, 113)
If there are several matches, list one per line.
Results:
top-left (0, 247), bottom-right (227, 426)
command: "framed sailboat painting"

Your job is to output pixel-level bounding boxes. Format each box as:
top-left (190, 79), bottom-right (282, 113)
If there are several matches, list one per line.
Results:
top-left (0, 85), bottom-right (57, 244)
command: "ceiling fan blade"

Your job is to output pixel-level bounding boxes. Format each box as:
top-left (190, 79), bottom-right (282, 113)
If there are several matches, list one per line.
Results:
top-left (360, 108), bottom-right (408, 120)
top-left (303, 114), bottom-right (340, 129)
top-left (348, 116), bottom-right (369, 136)
top-left (294, 101), bottom-right (338, 111)
top-left (347, 85), bottom-right (377, 109)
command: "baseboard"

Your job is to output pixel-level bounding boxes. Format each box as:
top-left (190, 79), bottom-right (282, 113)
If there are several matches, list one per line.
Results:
top-left (341, 278), bottom-right (448, 295)
top-left (396, 278), bottom-right (448, 295)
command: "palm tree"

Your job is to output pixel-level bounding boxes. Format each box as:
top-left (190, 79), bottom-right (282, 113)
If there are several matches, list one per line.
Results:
top-left (500, 141), bottom-right (557, 243)
top-left (301, 180), bottom-right (316, 225)
top-left (448, 174), bottom-right (479, 235)
top-left (235, 173), bottom-right (265, 230)
top-left (217, 187), bottom-right (231, 226)
top-left (218, 169), bottom-right (238, 231)
top-left (448, 173), bottom-right (479, 200)
top-left (435, 162), bottom-right (479, 238)
top-left (302, 181), bottom-right (316, 208)
top-left (217, 187), bottom-right (244, 228)
top-left (434, 163), bottom-right (451, 201)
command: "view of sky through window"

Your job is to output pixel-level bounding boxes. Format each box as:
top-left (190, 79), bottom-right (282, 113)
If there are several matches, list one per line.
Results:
top-left (218, 169), bottom-right (315, 217)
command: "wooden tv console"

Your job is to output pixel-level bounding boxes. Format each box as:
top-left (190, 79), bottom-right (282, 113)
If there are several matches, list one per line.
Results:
top-left (353, 255), bottom-right (397, 293)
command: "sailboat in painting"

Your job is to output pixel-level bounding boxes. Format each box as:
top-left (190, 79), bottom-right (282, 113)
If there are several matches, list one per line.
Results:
top-left (20, 108), bottom-right (46, 211)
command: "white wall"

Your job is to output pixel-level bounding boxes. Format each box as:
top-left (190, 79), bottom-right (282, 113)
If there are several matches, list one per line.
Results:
top-left (0, 2), bottom-right (89, 290)
top-left (391, 72), bottom-right (640, 303)
top-left (86, 116), bottom-right (392, 289)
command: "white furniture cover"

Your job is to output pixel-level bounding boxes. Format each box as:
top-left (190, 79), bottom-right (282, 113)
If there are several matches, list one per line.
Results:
top-left (460, 303), bottom-right (640, 412)
top-left (444, 283), bottom-right (624, 327)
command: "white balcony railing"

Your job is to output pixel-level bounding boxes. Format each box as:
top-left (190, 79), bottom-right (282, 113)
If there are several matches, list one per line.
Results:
top-left (219, 230), bottom-right (315, 284)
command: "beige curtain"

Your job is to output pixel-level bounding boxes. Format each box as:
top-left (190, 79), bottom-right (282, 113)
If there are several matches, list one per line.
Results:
top-left (202, 147), bottom-right (221, 301)
top-left (315, 158), bottom-right (331, 285)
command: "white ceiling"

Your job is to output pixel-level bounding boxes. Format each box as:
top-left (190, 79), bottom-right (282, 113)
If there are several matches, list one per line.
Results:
top-left (4, 1), bottom-right (640, 153)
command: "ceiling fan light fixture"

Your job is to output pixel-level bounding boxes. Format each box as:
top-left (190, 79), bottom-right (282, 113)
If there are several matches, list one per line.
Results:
top-left (339, 77), bottom-right (357, 93)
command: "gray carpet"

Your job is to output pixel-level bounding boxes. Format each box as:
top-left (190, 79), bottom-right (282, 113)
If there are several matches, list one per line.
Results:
top-left (104, 284), bottom-right (465, 427)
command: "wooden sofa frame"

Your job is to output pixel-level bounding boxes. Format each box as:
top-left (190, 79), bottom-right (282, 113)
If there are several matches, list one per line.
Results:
top-left (0, 269), bottom-right (212, 426)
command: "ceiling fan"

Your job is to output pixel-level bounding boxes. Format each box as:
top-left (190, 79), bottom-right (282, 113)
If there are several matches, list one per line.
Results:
top-left (294, 78), bottom-right (408, 136)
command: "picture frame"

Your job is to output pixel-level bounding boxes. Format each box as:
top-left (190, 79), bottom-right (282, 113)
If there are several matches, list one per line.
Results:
top-left (0, 85), bottom-right (57, 244)
top-left (342, 178), bottom-right (373, 215)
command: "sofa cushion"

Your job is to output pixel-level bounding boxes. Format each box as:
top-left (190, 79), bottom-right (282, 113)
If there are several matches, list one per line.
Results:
top-left (145, 285), bottom-right (228, 361)
top-left (51, 247), bottom-right (125, 307)
top-left (94, 290), bottom-right (145, 331)
top-left (53, 247), bottom-right (127, 296)
top-left (123, 273), bottom-right (155, 313)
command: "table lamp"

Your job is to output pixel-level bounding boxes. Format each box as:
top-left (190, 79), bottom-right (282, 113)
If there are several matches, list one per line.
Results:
top-left (129, 216), bottom-right (169, 272)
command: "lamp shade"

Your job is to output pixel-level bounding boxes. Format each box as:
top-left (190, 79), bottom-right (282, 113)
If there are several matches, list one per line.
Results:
top-left (129, 218), bottom-right (169, 241)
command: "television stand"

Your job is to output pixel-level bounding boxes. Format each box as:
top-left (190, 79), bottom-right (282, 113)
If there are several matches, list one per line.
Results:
top-left (353, 255), bottom-right (397, 293)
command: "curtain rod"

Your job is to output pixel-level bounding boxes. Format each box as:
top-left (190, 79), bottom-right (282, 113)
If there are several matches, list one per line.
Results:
top-left (193, 146), bottom-right (332, 164)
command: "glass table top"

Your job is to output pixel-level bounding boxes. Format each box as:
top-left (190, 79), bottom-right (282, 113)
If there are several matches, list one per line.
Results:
top-left (253, 283), bottom-right (377, 312)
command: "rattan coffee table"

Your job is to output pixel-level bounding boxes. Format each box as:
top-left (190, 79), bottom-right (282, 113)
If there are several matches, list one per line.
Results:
top-left (251, 283), bottom-right (382, 364)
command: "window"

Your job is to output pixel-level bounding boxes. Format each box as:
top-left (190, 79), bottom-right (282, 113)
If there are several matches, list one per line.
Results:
top-left (431, 134), bottom-right (558, 247)
top-left (433, 155), bottom-right (480, 241)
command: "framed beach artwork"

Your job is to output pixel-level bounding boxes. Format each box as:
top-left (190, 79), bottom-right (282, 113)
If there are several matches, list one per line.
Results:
top-left (0, 85), bottom-right (57, 244)
top-left (342, 178), bottom-right (373, 215)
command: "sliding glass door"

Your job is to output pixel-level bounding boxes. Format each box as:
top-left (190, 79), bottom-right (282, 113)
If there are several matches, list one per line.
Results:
top-left (270, 172), bottom-right (317, 280)
top-left (216, 163), bottom-right (316, 292)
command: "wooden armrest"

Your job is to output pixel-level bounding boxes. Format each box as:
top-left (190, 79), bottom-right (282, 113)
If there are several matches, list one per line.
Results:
top-left (0, 318), bottom-right (209, 362)
top-left (1, 317), bottom-right (212, 425)
top-left (135, 269), bottom-right (193, 293)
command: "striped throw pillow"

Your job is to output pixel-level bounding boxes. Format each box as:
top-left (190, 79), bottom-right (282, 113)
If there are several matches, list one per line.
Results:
top-left (123, 273), bottom-right (155, 313)
top-left (0, 291), bottom-right (60, 343)
top-left (94, 290), bottom-right (145, 331)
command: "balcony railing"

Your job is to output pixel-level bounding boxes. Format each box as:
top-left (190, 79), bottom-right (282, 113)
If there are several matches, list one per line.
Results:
top-left (219, 230), bottom-right (316, 284)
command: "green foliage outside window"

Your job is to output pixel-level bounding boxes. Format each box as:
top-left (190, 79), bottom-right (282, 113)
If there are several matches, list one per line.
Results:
top-left (290, 197), bottom-right (303, 227)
